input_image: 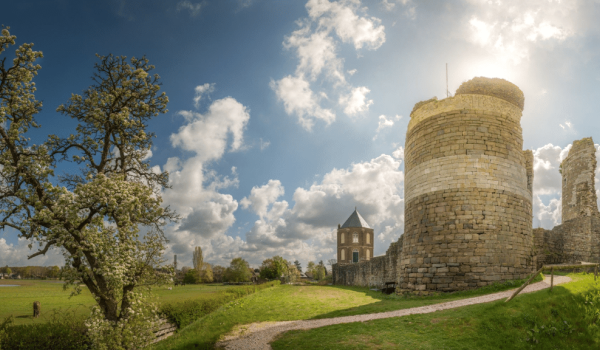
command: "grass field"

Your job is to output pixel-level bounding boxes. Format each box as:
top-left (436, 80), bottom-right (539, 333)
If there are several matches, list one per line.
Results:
top-left (0, 279), bottom-right (229, 325)
top-left (272, 273), bottom-right (599, 350)
top-left (151, 275), bottom-right (547, 349)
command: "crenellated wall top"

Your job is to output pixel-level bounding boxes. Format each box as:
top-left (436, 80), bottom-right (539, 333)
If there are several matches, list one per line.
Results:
top-left (408, 94), bottom-right (523, 133)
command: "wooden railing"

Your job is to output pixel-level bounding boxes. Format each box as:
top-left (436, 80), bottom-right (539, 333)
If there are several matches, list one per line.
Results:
top-left (505, 262), bottom-right (598, 302)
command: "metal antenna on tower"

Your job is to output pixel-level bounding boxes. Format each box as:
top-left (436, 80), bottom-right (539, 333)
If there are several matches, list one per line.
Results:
top-left (446, 63), bottom-right (449, 98)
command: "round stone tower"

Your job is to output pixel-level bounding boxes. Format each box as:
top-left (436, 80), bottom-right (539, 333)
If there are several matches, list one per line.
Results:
top-left (337, 209), bottom-right (374, 264)
top-left (400, 77), bottom-right (533, 292)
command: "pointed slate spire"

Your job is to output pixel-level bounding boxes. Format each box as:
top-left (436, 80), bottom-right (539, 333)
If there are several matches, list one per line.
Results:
top-left (341, 208), bottom-right (370, 229)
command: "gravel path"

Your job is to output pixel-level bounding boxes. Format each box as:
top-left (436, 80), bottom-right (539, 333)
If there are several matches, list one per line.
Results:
top-left (215, 275), bottom-right (571, 350)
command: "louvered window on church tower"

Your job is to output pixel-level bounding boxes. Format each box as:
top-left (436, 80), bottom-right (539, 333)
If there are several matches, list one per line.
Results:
top-left (341, 249), bottom-right (345, 261)
top-left (341, 233), bottom-right (345, 244)
top-left (366, 233), bottom-right (370, 244)
top-left (353, 233), bottom-right (358, 243)
top-left (366, 249), bottom-right (370, 259)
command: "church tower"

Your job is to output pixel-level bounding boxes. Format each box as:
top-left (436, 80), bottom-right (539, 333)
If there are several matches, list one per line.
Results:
top-left (337, 209), bottom-right (374, 263)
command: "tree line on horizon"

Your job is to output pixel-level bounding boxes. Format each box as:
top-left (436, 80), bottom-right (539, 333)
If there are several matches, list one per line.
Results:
top-left (177, 246), bottom-right (333, 284)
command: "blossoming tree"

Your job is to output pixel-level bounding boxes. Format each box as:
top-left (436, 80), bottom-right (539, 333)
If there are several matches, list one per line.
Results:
top-left (0, 27), bottom-right (177, 340)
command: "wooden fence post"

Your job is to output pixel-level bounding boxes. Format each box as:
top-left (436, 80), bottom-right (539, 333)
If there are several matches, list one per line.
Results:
top-left (550, 267), bottom-right (554, 292)
top-left (33, 301), bottom-right (40, 318)
top-left (505, 266), bottom-right (544, 303)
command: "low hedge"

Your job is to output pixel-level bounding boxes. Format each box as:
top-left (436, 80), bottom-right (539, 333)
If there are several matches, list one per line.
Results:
top-left (160, 281), bottom-right (280, 328)
top-left (0, 312), bottom-right (90, 350)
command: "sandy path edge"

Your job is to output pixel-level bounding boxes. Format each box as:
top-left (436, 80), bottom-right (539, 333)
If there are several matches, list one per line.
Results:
top-left (216, 276), bottom-right (572, 350)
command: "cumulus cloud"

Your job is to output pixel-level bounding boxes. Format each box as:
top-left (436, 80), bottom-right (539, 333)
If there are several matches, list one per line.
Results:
top-left (373, 114), bottom-right (394, 140)
top-left (339, 86), bottom-right (373, 116)
top-left (272, 0), bottom-right (385, 130)
top-left (241, 154), bottom-right (405, 264)
top-left (193, 83), bottom-right (215, 108)
top-left (531, 143), bottom-right (570, 228)
top-left (0, 237), bottom-right (64, 267)
top-left (162, 93), bottom-right (251, 265)
top-left (271, 75), bottom-right (335, 130)
top-left (465, 0), bottom-right (577, 64)
top-left (176, 0), bottom-right (204, 17)
top-left (171, 97), bottom-right (250, 162)
top-left (392, 146), bottom-right (404, 160)
top-left (240, 180), bottom-right (286, 219)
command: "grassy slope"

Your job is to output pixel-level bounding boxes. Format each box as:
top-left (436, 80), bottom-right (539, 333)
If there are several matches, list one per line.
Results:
top-left (273, 273), bottom-right (598, 350)
top-left (0, 280), bottom-right (229, 325)
top-left (152, 276), bottom-right (544, 349)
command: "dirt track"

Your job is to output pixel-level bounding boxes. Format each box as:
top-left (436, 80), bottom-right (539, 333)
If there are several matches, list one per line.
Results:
top-left (216, 275), bottom-right (572, 350)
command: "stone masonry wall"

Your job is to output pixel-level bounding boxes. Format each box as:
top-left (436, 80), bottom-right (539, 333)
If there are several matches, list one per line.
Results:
top-left (561, 137), bottom-right (599, 221)
top-left (337, 227), bottom-right (374, 264)
top-left (400, 92), bottom-right (533, 292)
top-left (333, 236), bottom-right (403, 288)
top-left (533, 215), bottom-right (600, 267)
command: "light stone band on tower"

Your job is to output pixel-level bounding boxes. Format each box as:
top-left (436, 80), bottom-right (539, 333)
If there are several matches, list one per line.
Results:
top-left (400, 77), bottom-right (534, 292)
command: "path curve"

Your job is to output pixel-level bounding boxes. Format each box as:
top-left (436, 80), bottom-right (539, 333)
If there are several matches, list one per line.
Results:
top-left (216, 276), bottom-right (571, 350)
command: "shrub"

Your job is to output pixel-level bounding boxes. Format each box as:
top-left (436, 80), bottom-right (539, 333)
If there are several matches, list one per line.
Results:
top-left (160, 281), bottom-right (279, 328)
top-left (183, 269), bottom-right (198, 284)
top-left (0, 310), bottom-right (91, 350)
top-left (85, 292), bottom-right (160, 350)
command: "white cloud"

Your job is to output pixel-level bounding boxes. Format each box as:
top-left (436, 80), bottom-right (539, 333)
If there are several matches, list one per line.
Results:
top-left (306, 0), bottom-right (386, 50)
top-left (533, 195), bottom-right (562, 229)
top-left (339, 86), bottom-right (373, 116)
top-left (171, 97), bottom-right (250, 162)
top-left (0, 237), bottom-right (64, 267)
top-left (392, 146), bottom-right (404, 160)
top-left (259, 138), bottom-right (270, 151)
top-left (559, 121), bottom-right (574, 132)
top-left (176, 0), bottom-right (204, 17)
top-left (381, 0), bottom-right (415, 18)
top-left (241, 154), bottom-right (405, 264)
top-left (376, 114), bottom-right (394, 132)
top-left (271, 75), bottom-right (335, 130)
top-left (373, 114), bottom-right (394, 140)
top-left (193, 83), bottom-right (215, 108)
top-left (533, 143), bottom-right (568, 196)
top-left (162, 93), bottom-right (252, 265)
top-left (240, 180), bottom-right (286, 219)
top-left (465, 1), bottom-right (577, 64)
top-left (273, 0), bottom-right (385, 130)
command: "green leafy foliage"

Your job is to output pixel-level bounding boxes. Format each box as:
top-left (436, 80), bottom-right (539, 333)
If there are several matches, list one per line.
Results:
top-left (0, 310), bottom-right (90, 350)
top-left (159, 281), bottom-right (279, 328)
top-left (223, 258), bottom-right (252, 282)
top-left (183, 269), bottom-right (198, 284)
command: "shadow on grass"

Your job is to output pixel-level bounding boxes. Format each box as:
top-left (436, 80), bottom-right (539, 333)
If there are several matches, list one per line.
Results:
top-left (273, 274), bottom-right (598, 350)
top-left (305, 274), bottom-right (545, 320)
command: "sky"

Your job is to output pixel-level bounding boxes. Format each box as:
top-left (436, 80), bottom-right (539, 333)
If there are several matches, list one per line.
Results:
top-left (1, 0), bottom-right (600, 270)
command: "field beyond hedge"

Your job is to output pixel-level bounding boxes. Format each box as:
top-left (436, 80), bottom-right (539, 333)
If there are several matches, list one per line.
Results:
top-left (0, 280), bottom-right (229, 325)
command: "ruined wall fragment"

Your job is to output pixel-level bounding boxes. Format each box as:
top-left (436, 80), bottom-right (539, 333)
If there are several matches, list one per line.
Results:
top-left (400, 77), bottom-right (533, 292)
top-left (561, 137), bottom-right (599, 221)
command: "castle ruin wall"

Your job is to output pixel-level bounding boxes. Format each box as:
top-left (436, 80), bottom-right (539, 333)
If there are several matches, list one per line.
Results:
top-left (332, 236), bottom-right (403, 288)
top-left (400, 92), bottom-right (534, 292)
top-left (561, 137), bottom-right (599, 221)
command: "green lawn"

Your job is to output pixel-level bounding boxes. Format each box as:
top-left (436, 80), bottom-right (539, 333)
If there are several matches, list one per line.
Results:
top-left (151, 276), bottom-right (546, 349)
top-left (0, 280), bottom-right (229, 325)
top-left (272, 273), bottom-right (598, 350)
